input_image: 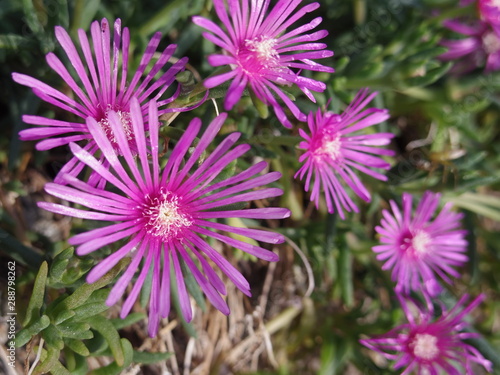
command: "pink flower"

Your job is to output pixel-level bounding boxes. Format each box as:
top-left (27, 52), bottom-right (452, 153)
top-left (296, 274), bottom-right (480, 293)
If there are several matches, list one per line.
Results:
top-left (440, 1), bottom-right (500, 73)
top-left (12, 18), bottom-right (187, 183)
top-left (360, 294), bottom-right (493, 375)
top-left (479, 0), bottom-right (500, 26)
top-left (294, 89), bottom-right (394, 219)
top-left (192, 0), bottom-right (334, 128)
top-left (38, 98), bottom-right (290, 337)
top-left (373, 191), bottom-right (468, 296)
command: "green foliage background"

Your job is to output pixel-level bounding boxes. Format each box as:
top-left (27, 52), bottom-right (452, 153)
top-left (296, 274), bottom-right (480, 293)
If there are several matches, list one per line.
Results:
top-left (1, 0), bottom-right (499, 374)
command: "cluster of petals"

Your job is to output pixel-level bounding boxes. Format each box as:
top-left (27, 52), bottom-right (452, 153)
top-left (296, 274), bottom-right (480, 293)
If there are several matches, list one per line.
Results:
top-left (373, 191), bottom-right (468, 297)
top-left (440, 0), bottom-right (500, 73)
top-left (295, 89), bottom-right (394, 219)
top-left (360, 294), bottom-right (493, 375)
top-left (193, 0), bottom-right (334, 128)
top-left (39, 97), bottom-right (290, 336)
top-left (478, 0), bottom-right (500, 25)
top-left (12, 18), bottom-right (187, 184)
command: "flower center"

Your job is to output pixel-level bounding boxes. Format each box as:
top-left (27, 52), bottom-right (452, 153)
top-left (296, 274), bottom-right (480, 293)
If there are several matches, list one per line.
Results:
top-left (482, 31), bottom-right (500, 54)
top-left (399, 229), bottom-right (432, 257)
top-left (238, 36), bottom-right (279, 74)
top-left (483, 0), bottom-right (500, 10)
top-left (97, 107), bottom-right (133, 148)
top-left (143, 190), bottom-right (193, 241)
top-left (316, 132), bottom-right (342, 160)
top-left (312, 115), bottom-right (344, 162)
top-left (409, 333), bottom-right (440, 361)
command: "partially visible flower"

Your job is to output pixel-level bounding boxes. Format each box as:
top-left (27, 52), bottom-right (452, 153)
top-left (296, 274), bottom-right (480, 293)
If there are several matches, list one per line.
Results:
top-left (38, 97), bottom-right (290, 337)
top-left (12, 18), bottom-right (187, 183)
top-left (372, 191), bottom-right (468, 296)
top-left (440, 1), bottom-right (500, 73)
top-left (193, 0), bottom-right (334, 128)
top-left (294, 89), bottom-right (393, 219)
top-left (360, 294), bottom-right (493, 375)
top-left (479, 0), bottom-right (500, 26)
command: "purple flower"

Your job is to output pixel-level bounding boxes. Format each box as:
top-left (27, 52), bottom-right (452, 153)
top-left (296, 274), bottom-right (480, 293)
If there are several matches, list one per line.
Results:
top-left (360, 294), bottom-right (493, 375)
top-left (479, 0), bottom-right (500, 26)
top-left (192, 0), bottom-right (334, 128)
top-left (12, 18), bottom-right (187, 183)
top-left (373, 191), bottom-right (468, 297)
top-left (440, 1), bottom-right (500, 73)
top-left (294, 89), bottom-right (394, 219)
top-left (38, 97), bottom-right (290, 337)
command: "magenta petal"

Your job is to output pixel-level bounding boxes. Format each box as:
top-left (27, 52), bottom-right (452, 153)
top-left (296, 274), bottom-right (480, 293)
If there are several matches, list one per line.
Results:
top-left (194, 0), bottom-right (334, 127)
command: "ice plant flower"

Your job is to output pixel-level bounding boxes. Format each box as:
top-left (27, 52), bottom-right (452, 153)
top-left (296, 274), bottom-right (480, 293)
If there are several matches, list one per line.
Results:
top-left (360, 294), bottom-right (493, 375)
top-left (440, 1), bottom-right (500, 72)
top-left (372, 191), bottom-right (468, 296)
top-left (12, 18), bottom-right (187, 183)
top-left (294, 89), bottom-right (394, 219)
top-left (478, 0), bottom-right (500, 26)
top-left (38, 98), bottom-right (290, 337)
top-left (192, 0), bottom-right (334, 128)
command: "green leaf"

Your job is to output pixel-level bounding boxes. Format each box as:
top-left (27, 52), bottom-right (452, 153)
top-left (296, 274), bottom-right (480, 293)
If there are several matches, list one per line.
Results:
top-left (89, 339), bottom-right (133, 375)
top-left (41, 324), bottom-right (64, 350)
top-left (138, 0), bottom-right (187, 36)
top-left (52, 258), bottom-right (129, 314)
top-left (71, 0), bottom-right (100, 34)
top-left (446, 193), bottom-right (500, 221)
top-left (181, 256), bottom-right (206, 311)
top-left (250, 89), bottom-right (269, 119)
top-left (16, 314), bottom-right (50, 347)
top-left (339, 239), bottom-right (354, 308)
top-left (405, 62), bottom-right (452, 88)
top-left (65, 339), bottom-right (90, 357)
top-left (54, 309), bottom-right (76, 325)
top-left (49, 247), bottom-right (74, 282)
top-left (133, 350), bottom-right (172, 364)
top-left (57, 322), bottom-right (94, 340)
top-left (72, 301), bottom-right (110, 321)
top-left (160, 125), bottom-right (186, 141)
top-left (140, 260), bottom-right (154, 309)
top-left (171, 268), bottom-right (198, 338)
top-left (226, 217), bottom-right (260, 248)
top-left (88, 315), bottom-right (124, 366)
top-left (409, 46), bottom-right (449, 61)
top-left (63, 350), bottom-right (88, 375)
top-left (23, 261), bottom-right (48, 326)
top-left (111, 312), bottom-right (146, 330)
top-left (33, 347), bottom-right (65, 375)
top-left (0, 34), bottom-right (30, 50)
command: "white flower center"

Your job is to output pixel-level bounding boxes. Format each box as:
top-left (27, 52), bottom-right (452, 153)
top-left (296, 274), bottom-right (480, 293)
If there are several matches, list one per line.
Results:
top-left (143, 190), bottom-right (193, 240)
top-left (489, 0), bottom-right (500, 9)
top-left (98, 107), bottom-right (133, 145)
top-left (410, 333), bottom-right (440, 360)
top-left (483, 31), bottom-right (500, 54)
top-left (411, 230), bottom-right (431, 255)
top-left (318, 134), bottom-right (342, 160)
top-left (244, 36), bottom-right (279, 67)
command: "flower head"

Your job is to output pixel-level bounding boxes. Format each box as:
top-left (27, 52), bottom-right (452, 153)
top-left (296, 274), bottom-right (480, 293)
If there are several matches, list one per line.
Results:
top-left (373, 191), bottom-right (468, 296)
top-left (440, 1), bottom-right (500, 73)
top-left (12, 18), bottom-right (187, 182)
top-left (479, 0), bottom-right (500, 26)
top-left (193, 0), bottom-right (334, 128)
top-left (294, 89), bottom-right (394, 219)
top-left (38, 98), bottom-right (290, 337)
top-left (360, 294), bottom-right (493, 375)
